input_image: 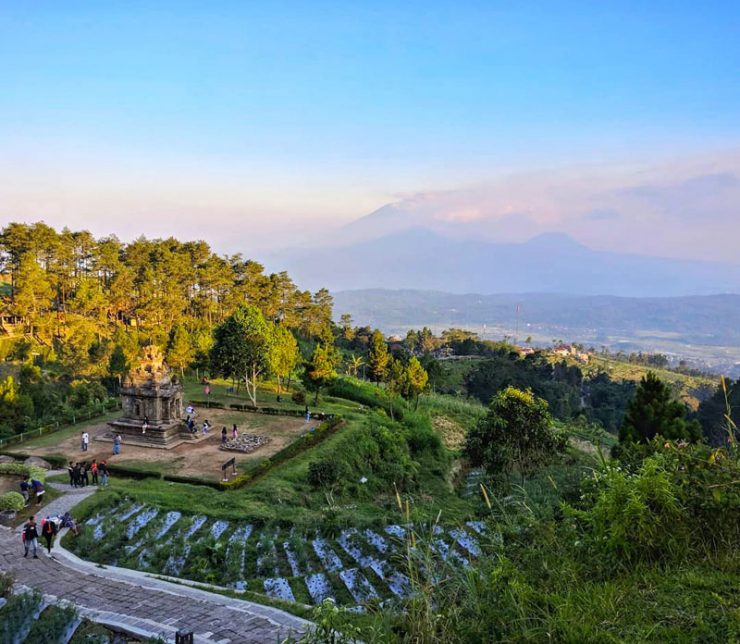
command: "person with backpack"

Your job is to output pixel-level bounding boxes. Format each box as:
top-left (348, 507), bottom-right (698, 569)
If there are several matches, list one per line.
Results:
top-left (23, 516), bottom-right (39, 558)
top-left (41, 516), bottom-right (56, 554)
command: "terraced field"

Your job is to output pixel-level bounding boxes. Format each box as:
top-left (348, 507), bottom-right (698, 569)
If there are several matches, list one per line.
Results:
top-left (72, 497), bottom-right (486, 610)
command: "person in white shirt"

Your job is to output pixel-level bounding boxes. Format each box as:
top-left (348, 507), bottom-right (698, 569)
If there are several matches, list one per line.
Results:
top-left (81, 431), bottom-right (89, 452)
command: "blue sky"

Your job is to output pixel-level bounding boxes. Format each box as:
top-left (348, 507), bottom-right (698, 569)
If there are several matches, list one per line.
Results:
top-left (1, 2), bottom-right (739, 259)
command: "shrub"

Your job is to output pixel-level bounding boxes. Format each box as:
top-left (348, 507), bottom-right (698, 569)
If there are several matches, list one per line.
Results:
top-left (0, 491), bottom-right (25, 512)
top-left (307, 460), bottom-right (341, 488)
top-left (292, 390), bottom-right (306, 405)
top-left (0, 462), bottom-right (46, 482)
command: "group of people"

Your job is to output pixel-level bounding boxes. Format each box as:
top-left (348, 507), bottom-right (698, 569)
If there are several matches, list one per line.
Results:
top-left (19, 478), bottom-right (45, 506)
top-left (21, 512), bottom-right (79, 558)
top-left (68, 459), bottom-right (109, 487)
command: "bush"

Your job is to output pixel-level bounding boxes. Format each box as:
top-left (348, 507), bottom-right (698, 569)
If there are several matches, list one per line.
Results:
top-left (307, 460), bottom-right (341, 488)
top-left (292, 390), bottom-right (306, 405)
top-left (571, 442), bottom-right (740, 564)
top-left (0, 491), bottom-right (25, 512)
top-left (0, 462), bottom-right (46, 482)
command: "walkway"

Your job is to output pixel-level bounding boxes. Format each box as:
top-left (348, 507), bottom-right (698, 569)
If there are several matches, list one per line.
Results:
top-left (1, 472), bottom-right (309, 643)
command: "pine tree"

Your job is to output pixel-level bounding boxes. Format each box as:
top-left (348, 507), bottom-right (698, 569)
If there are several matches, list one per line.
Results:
top-left (368, 329), bottom-right (390, 384)
top-left (619, 372), bottom-right (702, 444)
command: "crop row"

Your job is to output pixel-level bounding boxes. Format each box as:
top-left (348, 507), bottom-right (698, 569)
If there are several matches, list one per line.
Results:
top-left (72, 499), bottom-right (486, 609)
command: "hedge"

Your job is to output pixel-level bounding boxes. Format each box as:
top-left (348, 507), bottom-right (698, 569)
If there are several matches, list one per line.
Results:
top-left (189, 399), bottom-right (333, 421)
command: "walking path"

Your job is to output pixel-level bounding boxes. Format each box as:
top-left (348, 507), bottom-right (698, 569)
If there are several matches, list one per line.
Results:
top-left (1, 472), bottom-right (309, 643)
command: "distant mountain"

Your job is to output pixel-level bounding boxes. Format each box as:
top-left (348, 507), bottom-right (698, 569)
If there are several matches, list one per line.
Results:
top-left (276, 228), bottom-right (740, 297)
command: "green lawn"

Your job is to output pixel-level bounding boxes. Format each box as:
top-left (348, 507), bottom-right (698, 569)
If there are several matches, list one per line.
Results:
top-left (13, 411), bottom-right (119, 451)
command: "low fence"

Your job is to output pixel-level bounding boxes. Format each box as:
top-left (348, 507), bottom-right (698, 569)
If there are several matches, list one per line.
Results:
top-left (0, 399), bottom-right (121, 450)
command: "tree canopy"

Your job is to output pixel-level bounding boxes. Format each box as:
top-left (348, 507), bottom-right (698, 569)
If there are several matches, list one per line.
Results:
top-left (619, 372), bottom-right (702, 444)
top-left (465, 386), bottom-right (563, 477)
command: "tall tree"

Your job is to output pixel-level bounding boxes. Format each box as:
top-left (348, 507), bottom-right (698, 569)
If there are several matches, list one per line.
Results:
top-left (368, 329), bottom-right (390, 385)
top-left (405, 356), bottom-right (429, 410)
top-left (167, 324), bottom-right (194, 376)
top-left (385, 357), bottom-right (407, 420)
top-left (619, 372), bottom-right (702, 444)
top-left (302, 344), bottom-right (337, 405)
top-left (269, 324), bottom-right (300, 393)
top-left (209, 305), bottom-right (273, 406)
top-left (13, 253), bottom-right (54, 331)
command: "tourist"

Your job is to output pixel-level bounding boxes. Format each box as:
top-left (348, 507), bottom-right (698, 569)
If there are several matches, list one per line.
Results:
top-left (221, 426), bottom-right (228, 445)
top-left (187, 417), bottom-right (196, 433)
top-left (305, 407), bottom-right (310, 423)
top-left (19, 479), bottom-right (30, 506)
top-left (142, 415), bottom-right (149, 435)
top-left (67, 461), bottom-right (75, 487)
top-left (186, 404), bottom-right (195, 415)
top-left (31, 479), bottom-right (45, 505)
top-left (113, 433), bottom-right (122, 455)
top-left (22, 516), bottom-right (39, 558)
top-left (81, 430), bottom-right (89, 451)
top-left (99, 460), bottom-right (109, 487)
top-left (61, 511), bottom-right (79, 536)
top-left (232, 424), bottom-right (238, 440)
top-left (41, 516), bottom-right (56, 554)
top-left (90, 459), bottom-right (99, 485)
top-left (81, 462), bottom-right (89, 487)
top-left (202, 419), bottom-right (210, 434)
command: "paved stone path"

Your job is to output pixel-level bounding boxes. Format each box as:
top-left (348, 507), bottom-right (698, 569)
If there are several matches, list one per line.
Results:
top-left (1, 471), bottom-right (309, 643)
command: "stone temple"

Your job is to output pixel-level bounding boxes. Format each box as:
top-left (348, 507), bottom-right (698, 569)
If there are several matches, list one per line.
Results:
top-left (108, 345), bottom-right (191, 447)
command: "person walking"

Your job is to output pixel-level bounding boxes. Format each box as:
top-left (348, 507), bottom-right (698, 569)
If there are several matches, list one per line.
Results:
top-left (232, 424), bottom-right (238, 440)
top-left (81, 431), bottom-right (89, 452)
top-left (30, 479), bottom-right (45, 505)
top-left (221, 426), bottom-right (228, 446)
top-left (23, 516), bottom-right (39, 558)
top-left (202, 419), bottom-right (210, 435)
top-left (142, 415), bottom-right (149, 435)
top-left (99, 460), bottom-right (109, 487)
top-left (41, 516), bottom-right (56, 554)
top-left (90, 459), bottom-right (99, 485)
top-left (19, 479), bottom-right (30, 506)
top-left (113, 433), bottom-right (121, 455)
top-left (67, 461), bottom-right (75, 487)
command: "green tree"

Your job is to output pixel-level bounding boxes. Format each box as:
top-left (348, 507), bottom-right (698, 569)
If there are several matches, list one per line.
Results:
top-left (346, 355), bottom-right (364, 378)
top-left (465, 386), bottom-right (561, 478)
top-left (209, 305), bottom-right (273, 406)
top-left (619, 372), bottom-right (702, 444)
top-left (167, 324), bottom-right (194, 376)
top-left (108, 344), bottom-right (128, 389)
top-left (385, 357), bottom-right (408, 420)
top-left (368, 330), bottom-right (390, 385)
top-left (269, 324), bottom-right (300, 393)
top-left (405, 356), bottom-right (429, 410)
top-left (13, 253), bottom-right (53, 330)
top-left (339, 313), bottom-right (355, 342)
top-left (302, 344), bottom-right (337, 405)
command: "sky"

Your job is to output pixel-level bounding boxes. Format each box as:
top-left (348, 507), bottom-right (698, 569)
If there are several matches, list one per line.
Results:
top-left (1, 2), bottom-right (739, 261)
